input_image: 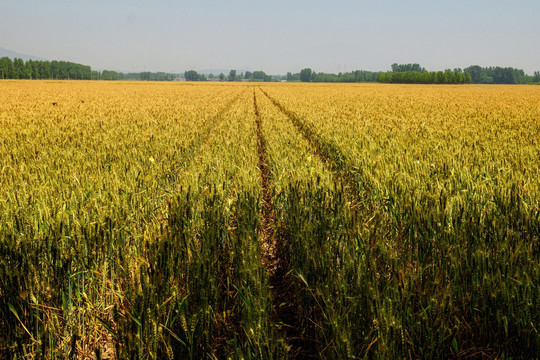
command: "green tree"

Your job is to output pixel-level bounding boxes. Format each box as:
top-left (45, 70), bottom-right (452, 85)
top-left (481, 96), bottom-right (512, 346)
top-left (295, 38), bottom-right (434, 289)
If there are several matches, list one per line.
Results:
top-left (0, 57), bottom-right (13, 79)
top-left (102, 70), bottom-right (119, 80)
top-left (12, 58), bottom-right (24, 79)
top-left (377, 69), bottom-right (470, 84)
top-left (464, 65), bottom-right (482, 83)
top-left (219, 73), bottom-right (225, 81)
top-left (22, 61), bottom-right (33, 79)
top-left (29, 60), bottom-right (40, 79)
top-left (228, 69), bottom-right (237, 81)
top-left (252, 71), bottom-right (271, 81)
top-left (300, 68), bottom-right (312, 82)
top-left (185, 70), bottom-right (200, 81)
top-left (391, 63), bottom-right (426, 72)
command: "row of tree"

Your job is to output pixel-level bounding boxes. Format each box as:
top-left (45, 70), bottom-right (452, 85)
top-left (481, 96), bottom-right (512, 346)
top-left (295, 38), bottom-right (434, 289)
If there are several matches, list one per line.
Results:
top-left (377, 70), bottom-right (473, 84)
top-left (0, 57), bottom-right (95, 80)
top-left (2, 57), bottom-right (539, 84)
top-left (119, 72), bottom-right (177, 81)
top-left (297, 63), bottom-right (540, 84)
top-left (287, 69), bottom-right (379, 83)
top-left (98, 66), bottom-right (540, 84)
top-left (294, 66), bottom-right (471, 84)
top-left (391, 63), bottom-right (426, 73)
top-left (0, 57), bottom-right (182, 81)
top-left (184, 70), bottom-right (275, 82)
top-left (384, 63), bottom-right (539, 84)
top-left (243, 71), bottom-right (273, 82)
top-left (463, 65), bottom-right (539, 84)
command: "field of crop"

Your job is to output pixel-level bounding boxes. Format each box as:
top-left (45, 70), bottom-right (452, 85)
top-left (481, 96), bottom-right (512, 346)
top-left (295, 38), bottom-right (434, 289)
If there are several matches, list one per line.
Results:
top-left (1, 80), bottom-right (539, 359)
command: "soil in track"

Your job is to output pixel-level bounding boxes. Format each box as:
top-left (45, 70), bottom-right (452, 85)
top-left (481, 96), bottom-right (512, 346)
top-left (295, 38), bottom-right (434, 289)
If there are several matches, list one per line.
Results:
top-left (253, 89), bottom-right (314, 358)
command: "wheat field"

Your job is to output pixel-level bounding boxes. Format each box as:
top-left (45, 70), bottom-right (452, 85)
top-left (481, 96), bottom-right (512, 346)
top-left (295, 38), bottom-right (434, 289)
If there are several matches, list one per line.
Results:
top-left (1, 80), bottom-right (539, 359)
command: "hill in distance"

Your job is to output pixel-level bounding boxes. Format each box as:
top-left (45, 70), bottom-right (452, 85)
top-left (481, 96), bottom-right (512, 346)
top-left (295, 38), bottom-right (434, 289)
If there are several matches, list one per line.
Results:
top-left (0, 46), bottom-right (47, 62)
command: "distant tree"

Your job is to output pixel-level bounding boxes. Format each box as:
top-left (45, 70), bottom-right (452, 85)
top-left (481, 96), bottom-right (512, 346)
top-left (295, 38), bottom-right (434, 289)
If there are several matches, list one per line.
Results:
top-left (219, 73), bottom-right (225, 81)
top-left (0, 57), bottom-right (93, 80)
top-left (39, 61), bottom-right (50, 78)
top-left (0, 57), bottom-right (13, 79)
top-left (245, 71), bottom-right (252, 80)
top-left (185, 70), bottom-right (199, 81)
top-left (285, 72), bottom-right (300, 82)
top-left (119, 71), bottom-right (177, 81)
top-left (463, 65), bottom-right (530, 84)
top-left (13, 58), bottom-right (25, 79)
top-left (102, 70), bottom-right (119, 80)
top-left (300, 68), bottom-right (312, 82)
top-left (391, 63), bottom-right (426, 73)
top-left (141, 72), bottom-right (151, 81)
top-left (479, 73), bottom-right (494, 84)
top-left (252, 71), bottom-right (271, 81)
top-left (377, 69), bottom-right (470, 84)
top-left (23, 61), bottom-right (33, 79)
top-left (28, 60), bottom-right (40, 79)
top-left (456, 71), bottom-right (465, 84)
top-left (464, 65), bottom-right (482, 83)
top-left (228, 69), bottom-right (237, 81)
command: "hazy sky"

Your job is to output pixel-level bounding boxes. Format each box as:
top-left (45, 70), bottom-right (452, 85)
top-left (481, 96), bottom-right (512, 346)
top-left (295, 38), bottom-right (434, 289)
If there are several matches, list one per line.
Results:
top-left (1, 0), bottom-right (539, 74)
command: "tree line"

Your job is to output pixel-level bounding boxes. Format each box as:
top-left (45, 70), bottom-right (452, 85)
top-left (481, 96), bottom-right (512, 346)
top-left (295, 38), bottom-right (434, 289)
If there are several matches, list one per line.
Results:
top-left (463, 65), bottom-right (539, 84)
top-left (0, 57), bottom-right (189, 81)
top-left (184, 70), bottom-right (275, 82)
top-left (287, 68), bottom-right (379, 83)
top-left (377, 64), bottom-right (540, 84)
top-left (297, 63), bottom-right (539, 84)
top-left (1, 56), bottom-right (539, 84)
top-left (294, 65), bottom-right (470, 84)
top-left (391, 63), bottom-right (426, 73)
top-left (0, 57), bottom-right (96, 80)
top-left (377, 69), bottom-right (473, 84)
top-left (113, 72), bottom-right (178, 81)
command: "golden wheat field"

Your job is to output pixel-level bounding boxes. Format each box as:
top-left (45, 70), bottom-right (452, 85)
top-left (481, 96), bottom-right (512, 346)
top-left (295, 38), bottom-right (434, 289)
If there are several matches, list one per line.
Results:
top-left (1, 80), bottom-right (539, 359)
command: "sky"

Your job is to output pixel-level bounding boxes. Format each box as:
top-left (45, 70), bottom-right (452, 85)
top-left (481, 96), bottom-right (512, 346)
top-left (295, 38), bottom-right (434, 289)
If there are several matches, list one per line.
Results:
top-left (1, 0), bottom-right (539, 74)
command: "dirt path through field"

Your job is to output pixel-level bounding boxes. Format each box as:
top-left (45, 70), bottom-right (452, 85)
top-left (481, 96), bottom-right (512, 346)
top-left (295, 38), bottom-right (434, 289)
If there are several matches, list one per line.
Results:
top-left (253, 89), bottom-right (314, 358)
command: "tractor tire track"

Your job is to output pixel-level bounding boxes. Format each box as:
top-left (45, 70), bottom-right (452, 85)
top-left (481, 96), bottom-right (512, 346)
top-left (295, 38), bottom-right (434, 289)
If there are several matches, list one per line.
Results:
top-left (259, 87), bottom-right (398, 256)
top-left (179, 91), bottom-right (243, 162)
top-left (258, 87), bottom-right (366, 209)
top-left (259, 88), bottom-right (406, 359)
top-left (141, 90), bottom-right (245, 358)
top-left (253, 89), bottom-right (315, 359)
top-left (199, 91), bottom-right (248, 358)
